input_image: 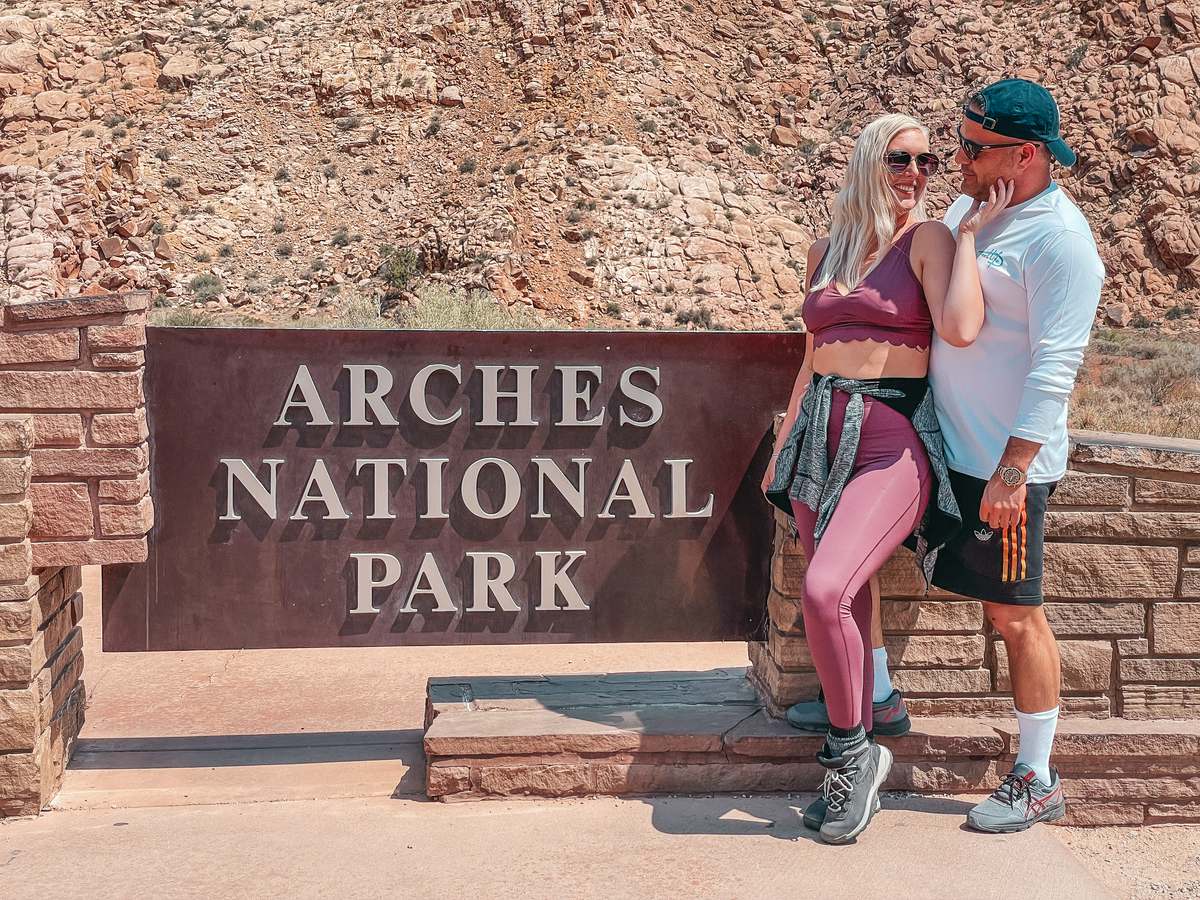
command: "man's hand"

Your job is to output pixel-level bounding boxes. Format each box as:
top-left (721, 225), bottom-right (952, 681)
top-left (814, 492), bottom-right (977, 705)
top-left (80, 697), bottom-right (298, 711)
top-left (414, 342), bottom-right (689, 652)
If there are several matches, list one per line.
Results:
top-left (980, 476), bottom-right (1026, 531)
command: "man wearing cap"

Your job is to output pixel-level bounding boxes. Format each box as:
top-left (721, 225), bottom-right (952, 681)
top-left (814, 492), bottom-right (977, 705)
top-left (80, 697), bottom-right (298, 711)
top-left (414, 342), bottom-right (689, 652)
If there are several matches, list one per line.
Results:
top-left (929, 78), bottom-right (1105, 832)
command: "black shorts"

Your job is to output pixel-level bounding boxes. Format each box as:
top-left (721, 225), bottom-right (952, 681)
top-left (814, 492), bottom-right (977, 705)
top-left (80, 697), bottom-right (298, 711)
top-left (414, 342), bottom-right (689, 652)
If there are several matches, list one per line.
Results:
top-left (930, 469), bottom-right (1058, 606)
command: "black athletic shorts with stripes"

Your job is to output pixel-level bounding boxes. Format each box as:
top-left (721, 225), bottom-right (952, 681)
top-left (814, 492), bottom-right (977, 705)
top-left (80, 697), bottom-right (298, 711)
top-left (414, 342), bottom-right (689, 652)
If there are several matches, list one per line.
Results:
top-left (929, 469), bottom-right (1058, 606)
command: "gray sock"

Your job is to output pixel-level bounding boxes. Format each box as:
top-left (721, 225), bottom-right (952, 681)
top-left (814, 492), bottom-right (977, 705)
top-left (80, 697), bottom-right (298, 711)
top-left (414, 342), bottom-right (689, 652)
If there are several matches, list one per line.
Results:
top-left (825, 725), bottom-right (868, 758)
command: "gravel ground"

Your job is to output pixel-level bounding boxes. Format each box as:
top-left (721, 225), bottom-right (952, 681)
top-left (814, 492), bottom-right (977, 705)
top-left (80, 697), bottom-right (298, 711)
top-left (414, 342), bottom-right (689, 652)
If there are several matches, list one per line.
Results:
top-left (1058, 826), bottom-right (1200, 900)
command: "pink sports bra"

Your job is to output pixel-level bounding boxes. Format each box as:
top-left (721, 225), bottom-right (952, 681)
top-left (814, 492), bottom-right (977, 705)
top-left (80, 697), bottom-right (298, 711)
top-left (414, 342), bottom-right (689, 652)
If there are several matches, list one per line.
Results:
top-left (801, 225), bottom-right (933, 351)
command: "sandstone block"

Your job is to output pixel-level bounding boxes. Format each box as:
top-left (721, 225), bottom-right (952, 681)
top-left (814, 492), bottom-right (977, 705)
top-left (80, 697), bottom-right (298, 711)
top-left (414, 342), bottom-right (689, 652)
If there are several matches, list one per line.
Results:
top-left (1188, 546), bottom-right (1200, 565)
top-left (0, 540), bottom-right (32, 583)
top-left (31, 414), bottom-right (83, 447)
top-left (1122, 686), bottom-right (1199, 719)
top-left (426, 765), bottom-right (471, 797)
top-left (1044, 602), bottom-right (1145, 636)
top-left (995, 639), bottom-right (1112, 692)
top-left (1067, 777), bottom-right (1200, 801)
top-left (747, 640), bottom-right (819, 707)
top-left (476, 764), bottom-right (592, 797)
top-left (1070, 432), bottom-right (1200, 475)
top-left (32, 444), bottom-right (148, 478)
top-left (886, 634), bottom-right (985, 668)
top-left (0, 500), bottom-right (31, 540)
top-left (1146, 803), bottom-right (1200, 823)
top-left (87, 324), bottom-right (145, 351)
top-left (1059, 804), bottom-right (1145, 826)
top-left (32, 538), bottom-right (147, 568)
top-left (906, 696), bottom-right (1111, 719)
top-left (1153, 603), bottom-right (1200, 654)
top-left (771, 549), bottom-right (804, 597)
top-left (0, 574), bottom-right (39, 604)
top-left (0, 330), bottom-right (79, 366)
top-left (90, 410), bottom-right (148, 447)
top-left (1180, 568), bottom-right (1200, 598)
top-left (765, 587), bottom-right (804, 635)
top-left (0, 371), bottom-right (143, 410)
top-left (881, 599), bottom-right (983, 633)
top-left (1047, 512), bottom-right (1200, 540)
top-left (1050, 472), bottom-right (1130, 506)
top-left (1118, 638), bottom-right (1150, 656)
top-left (97, 471), bottom-right (150, 502)
top-left (891, 668), bottom-right (991, 694)
top-left (0, 687), bottom-right (39, 751)
top-left (0, 416), bottom-right (34, 453)
top-left (0, 643), bottom-right (32, 682)
top-left (91, 351), bottom-right (145, 370)
top-left (28, 483), bottom-right (91, 539)
top-left (767, 628), bottom-right (811, 669)
top-left (1135, 478), bottom-right (1200, 505)
top-left (4, 291), bottom-right (149, 325)
top-left (1120, 657), bottom-right (1200, 683)
top-left (0, 456), bottom-right (32, 495)
top-left (98, 496), bottom-right (154, 537)
top-left (0, 599), bottom-right (33, 641)
top-left (1043, 544), bottom-right (1178, 599)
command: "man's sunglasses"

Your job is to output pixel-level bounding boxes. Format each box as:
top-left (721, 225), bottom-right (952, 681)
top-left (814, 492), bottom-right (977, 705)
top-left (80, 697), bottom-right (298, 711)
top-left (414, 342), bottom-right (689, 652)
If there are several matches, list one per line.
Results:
top-left (956, 125), bottom-right (1041, 161)
top-left (884, 150), bottom-right (941, 176)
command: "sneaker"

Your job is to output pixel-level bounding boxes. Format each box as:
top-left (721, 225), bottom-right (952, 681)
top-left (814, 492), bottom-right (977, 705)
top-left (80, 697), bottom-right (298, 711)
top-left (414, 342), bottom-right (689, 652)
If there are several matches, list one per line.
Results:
top-left (816, 738), bottom-right (893, 844)
top-left (802, 793), bottom-right (879, 831)
top-left (966, 764), bottom-right (1067, 833)
top-left (786, 688), bottom-right (912, 737)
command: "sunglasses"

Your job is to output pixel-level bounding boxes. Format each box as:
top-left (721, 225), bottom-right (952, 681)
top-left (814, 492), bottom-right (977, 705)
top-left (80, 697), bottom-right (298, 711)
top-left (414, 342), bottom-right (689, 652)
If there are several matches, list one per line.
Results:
top-left (884, 150), bottom-right (941, 176)
top-left (956, 125), bottom-right (1040, 161)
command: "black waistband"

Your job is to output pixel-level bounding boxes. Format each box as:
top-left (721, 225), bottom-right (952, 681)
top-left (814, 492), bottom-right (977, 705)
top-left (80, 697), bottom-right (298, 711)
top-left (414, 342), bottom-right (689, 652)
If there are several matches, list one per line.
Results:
top-left (811, 373), bottom-right (929, 419)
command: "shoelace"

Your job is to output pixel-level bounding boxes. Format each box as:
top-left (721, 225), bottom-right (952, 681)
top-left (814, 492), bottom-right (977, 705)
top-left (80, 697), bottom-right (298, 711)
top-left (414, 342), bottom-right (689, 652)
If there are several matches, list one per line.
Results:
top-left (820, 760), bottom-right (860, 813)
top-left (990, 771), bottom-right (1034, 809)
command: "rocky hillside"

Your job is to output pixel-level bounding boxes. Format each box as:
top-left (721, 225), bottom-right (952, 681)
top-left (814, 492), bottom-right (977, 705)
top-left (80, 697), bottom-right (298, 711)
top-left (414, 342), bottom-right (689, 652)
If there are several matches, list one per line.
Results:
top-left (2, 0), bottom-right (1199, 329)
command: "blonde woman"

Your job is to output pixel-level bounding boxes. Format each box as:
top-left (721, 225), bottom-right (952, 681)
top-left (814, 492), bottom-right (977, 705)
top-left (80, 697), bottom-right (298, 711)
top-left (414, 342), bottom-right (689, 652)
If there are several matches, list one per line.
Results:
top-left (764, 113), bottom-right (1012, 844)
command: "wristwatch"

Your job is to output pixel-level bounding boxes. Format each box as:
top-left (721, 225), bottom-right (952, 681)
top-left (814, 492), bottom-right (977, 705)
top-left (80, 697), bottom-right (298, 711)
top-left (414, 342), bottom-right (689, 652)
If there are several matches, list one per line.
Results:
top-left (994, 464), bottom-right (1027, 487)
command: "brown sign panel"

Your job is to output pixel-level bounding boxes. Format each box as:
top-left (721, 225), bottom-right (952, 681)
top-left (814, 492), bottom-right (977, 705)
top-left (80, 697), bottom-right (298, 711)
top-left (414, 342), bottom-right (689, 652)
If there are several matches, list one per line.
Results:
top-left (102, 328), bottom-right (803, 650)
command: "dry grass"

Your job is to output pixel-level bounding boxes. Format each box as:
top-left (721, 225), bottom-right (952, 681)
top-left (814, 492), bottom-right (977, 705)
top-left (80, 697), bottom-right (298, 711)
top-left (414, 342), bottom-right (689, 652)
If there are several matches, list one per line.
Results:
top-left (1070, 328), bottom-right (1200, 439)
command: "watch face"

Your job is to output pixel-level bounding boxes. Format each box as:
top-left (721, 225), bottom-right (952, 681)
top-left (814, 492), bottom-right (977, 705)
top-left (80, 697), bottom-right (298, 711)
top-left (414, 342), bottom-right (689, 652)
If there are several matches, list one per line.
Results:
top-left (1001, 467), bottom-right (1021, 486)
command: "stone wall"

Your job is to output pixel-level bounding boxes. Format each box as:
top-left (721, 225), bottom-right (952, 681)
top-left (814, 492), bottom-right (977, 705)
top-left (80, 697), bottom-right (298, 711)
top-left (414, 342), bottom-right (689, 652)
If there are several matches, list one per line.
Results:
top-left (0, 290), bottom-right (153, 566)
top-left (0, 415), bottom-right (86, 816)
top-left (0, 290), bottom-right (152, 816)
top-left (751, 430), bottom-right (1200, 722)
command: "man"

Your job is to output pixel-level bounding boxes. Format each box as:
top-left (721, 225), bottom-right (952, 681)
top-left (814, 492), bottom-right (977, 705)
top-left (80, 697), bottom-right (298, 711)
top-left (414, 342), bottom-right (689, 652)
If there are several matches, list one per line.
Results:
top-left (930, 78), bottom-right (1104, 832)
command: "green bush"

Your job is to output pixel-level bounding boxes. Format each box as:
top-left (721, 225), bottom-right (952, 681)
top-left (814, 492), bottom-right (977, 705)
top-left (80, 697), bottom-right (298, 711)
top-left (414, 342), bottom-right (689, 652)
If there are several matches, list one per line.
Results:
top-left (188, 273), bottom-right (224, 301)
top-left (377, 244), bottom-right (420, 291)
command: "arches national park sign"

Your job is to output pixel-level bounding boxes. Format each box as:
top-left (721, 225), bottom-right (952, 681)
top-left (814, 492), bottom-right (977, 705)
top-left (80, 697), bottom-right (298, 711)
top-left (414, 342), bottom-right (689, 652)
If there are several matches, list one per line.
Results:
top-left (102, 328), bottom-right (802, 650)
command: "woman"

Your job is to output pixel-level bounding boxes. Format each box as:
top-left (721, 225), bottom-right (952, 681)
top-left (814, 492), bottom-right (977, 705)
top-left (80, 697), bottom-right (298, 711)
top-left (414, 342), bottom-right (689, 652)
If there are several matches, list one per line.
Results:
top-left (763, 113), bottom-right (1012, 844)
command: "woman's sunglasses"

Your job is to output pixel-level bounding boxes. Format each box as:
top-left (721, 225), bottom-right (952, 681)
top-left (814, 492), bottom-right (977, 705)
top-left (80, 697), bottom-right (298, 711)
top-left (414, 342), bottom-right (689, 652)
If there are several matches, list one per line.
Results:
top-left (884, 150), bottom-right (941, 176)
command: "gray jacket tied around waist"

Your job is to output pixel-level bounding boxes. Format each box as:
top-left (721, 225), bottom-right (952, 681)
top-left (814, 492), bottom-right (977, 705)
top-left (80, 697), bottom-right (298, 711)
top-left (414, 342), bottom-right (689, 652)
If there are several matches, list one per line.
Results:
top-left (764, 373), bottom-right (962, 587)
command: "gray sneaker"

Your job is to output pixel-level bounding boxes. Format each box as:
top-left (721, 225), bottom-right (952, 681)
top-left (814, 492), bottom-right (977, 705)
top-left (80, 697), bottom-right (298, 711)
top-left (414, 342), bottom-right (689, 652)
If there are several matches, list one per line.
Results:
top-left (816, 739), bottom-right (893, 844)
top-left (786, 688), bottom-right (912, 737)
top-left (803, 792), bottom-right (879, 830)
top-left (967, 764), bottom-right (1066, 833)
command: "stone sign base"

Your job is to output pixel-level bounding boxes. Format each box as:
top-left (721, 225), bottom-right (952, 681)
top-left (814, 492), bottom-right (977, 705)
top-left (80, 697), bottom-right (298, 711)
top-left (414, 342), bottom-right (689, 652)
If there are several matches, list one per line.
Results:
top-left (423, 669), bottom-right (1200, 826)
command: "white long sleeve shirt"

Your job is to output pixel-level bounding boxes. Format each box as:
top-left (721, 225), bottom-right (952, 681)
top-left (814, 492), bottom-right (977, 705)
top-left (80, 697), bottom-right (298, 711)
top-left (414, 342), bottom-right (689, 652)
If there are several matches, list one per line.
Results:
top-left (931, 183), bottom-right (1105, 484)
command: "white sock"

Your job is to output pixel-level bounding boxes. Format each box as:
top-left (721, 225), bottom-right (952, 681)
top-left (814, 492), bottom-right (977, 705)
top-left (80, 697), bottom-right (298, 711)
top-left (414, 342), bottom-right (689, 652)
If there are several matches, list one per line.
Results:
top-left (871, 647), bottom-right (893, 703)
top-left (1014, 706), bottom-right (1059, 784)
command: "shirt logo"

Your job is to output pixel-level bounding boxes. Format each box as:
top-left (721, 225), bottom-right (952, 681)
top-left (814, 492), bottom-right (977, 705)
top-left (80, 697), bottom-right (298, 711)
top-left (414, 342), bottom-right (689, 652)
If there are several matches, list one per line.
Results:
top-left (977, 249), bottom-right (1004, 268)
top-left (974, 528), bottom-right (994, 542)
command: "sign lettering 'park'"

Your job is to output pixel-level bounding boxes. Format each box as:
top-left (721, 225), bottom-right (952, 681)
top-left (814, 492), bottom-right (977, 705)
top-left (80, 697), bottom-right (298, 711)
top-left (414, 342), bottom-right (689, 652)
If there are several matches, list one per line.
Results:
top-left (103, 329), bottom-right (801, 650)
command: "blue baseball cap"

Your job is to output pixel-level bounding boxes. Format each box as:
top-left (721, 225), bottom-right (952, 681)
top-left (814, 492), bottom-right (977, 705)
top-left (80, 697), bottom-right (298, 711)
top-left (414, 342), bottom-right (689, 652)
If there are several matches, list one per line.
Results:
top-left (964, 78), bottom-right (1076, 167)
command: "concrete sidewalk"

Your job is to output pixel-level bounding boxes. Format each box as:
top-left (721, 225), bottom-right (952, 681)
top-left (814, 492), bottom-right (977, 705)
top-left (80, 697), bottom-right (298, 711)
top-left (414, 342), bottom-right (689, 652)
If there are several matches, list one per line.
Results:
top-left (3, 794), bottom-right (1112, 900)
top-left (0, 568), bottom-right (1158, 898)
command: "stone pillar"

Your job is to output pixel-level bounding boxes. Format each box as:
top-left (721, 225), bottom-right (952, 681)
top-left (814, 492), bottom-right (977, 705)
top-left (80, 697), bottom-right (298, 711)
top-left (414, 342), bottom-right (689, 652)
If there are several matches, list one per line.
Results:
top-left (0, 415), bottom-right (86, 816)
top-left (0, 290), bottom-right (153, 566)
top-left (0, 290), bottom-right (153, 816)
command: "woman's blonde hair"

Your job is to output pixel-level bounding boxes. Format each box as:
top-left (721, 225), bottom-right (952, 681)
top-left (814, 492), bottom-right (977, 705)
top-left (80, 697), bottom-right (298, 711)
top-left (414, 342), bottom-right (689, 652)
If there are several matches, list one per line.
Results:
top-left (810, 113), bottom-right (930, 293)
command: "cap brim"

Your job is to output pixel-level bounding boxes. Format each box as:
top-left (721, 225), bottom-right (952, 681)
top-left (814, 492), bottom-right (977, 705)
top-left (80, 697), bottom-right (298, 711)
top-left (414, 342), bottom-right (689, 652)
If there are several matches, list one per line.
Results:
top-left (1047, 138), bottom-right (1076, 167)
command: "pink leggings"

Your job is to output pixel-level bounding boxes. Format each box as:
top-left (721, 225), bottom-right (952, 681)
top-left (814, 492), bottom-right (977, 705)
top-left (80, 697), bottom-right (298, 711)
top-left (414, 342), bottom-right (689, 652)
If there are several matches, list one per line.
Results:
top-left (790, 390), bottom-right (931, 731)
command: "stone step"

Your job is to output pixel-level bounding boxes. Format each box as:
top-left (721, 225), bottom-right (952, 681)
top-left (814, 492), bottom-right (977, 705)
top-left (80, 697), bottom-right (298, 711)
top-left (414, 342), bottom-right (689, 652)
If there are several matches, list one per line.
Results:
top-left (423, 668), bottom-right (1200, 826)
